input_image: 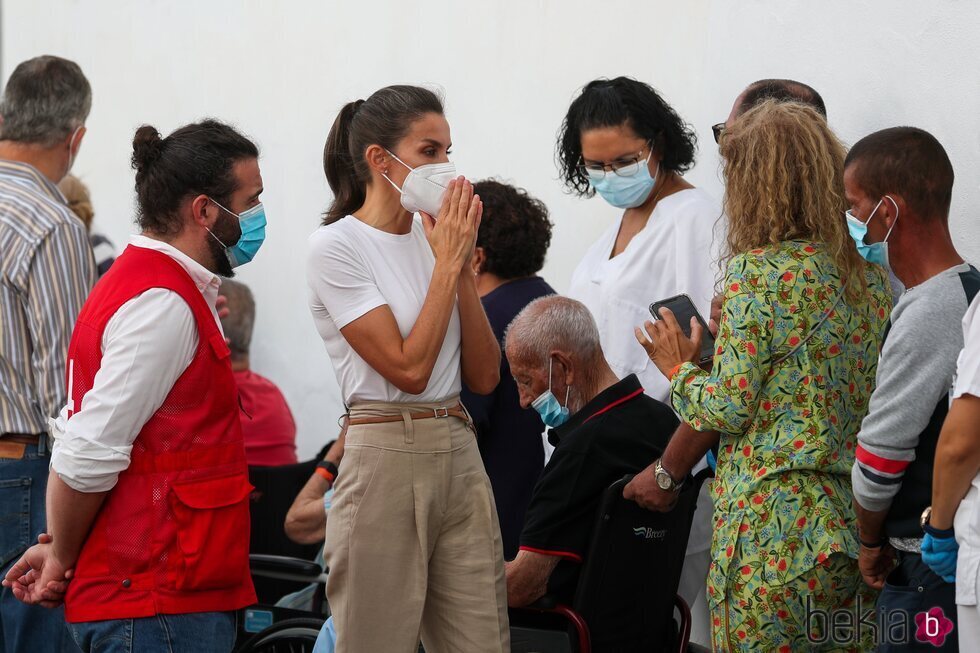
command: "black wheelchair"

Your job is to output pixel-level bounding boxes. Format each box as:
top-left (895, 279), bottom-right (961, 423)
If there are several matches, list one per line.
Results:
top-left (235, 554), bottom-right (328, 652)
top-left (232, 454), bottom-right (712, 652)
top-left (234, 456), bottom-right (331, 652)
top-left (510, 469), bottom-right (713, 653)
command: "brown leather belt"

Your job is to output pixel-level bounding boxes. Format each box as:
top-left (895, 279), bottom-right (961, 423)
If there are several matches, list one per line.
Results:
top-left (347, 405), bottom-right (469, 426)
top-left (1, 433), bottom-right (41, 445)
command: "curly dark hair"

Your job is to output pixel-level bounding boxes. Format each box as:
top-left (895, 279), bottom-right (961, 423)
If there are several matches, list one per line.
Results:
top-left (473, 179), bottom-right (553, 279)
top-left (557, 77), bottom-right (697, 197)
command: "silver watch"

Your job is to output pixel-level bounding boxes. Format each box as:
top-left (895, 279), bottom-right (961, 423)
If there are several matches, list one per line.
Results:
top-left (655, 458), bottom-right (683, 492)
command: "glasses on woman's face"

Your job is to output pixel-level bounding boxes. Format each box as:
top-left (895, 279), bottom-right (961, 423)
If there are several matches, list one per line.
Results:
top-left (711, 123), bottom-right (726, 144)
top-left (578, 146), bottom-right (651, 181)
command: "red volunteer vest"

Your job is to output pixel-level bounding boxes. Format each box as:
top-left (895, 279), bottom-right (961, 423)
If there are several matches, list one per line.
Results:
top-left (63, 245), bottom-right (256, 623)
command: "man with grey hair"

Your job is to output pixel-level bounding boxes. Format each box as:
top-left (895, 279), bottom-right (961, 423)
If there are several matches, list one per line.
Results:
top-left (0, 55), bottom-right (94, 652)
top-left (504, 296), bottom-right (677, 649)
top-left (219, 279), bottom-right (298, 466)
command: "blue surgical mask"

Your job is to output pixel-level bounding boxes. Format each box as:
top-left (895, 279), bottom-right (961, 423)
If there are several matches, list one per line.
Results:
top-left (207, 199), bottom-right (267, 268)
top-left (846, 196), bottom-right (898, 269)
top-left (588, 155), bottom-right (659, 209)
top-left (531, 357), bottom-right (571, 428)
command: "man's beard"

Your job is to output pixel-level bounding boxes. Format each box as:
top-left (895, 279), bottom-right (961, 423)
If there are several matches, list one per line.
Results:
top-left (207, 212), bottom-right (241, 277)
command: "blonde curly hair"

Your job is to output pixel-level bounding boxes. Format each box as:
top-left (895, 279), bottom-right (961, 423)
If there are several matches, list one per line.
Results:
top-left (719, 100), bottom-right (868, 300)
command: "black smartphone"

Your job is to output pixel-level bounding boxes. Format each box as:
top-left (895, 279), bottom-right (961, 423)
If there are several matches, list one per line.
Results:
top-left (648, 294), bottom-right (716, 365)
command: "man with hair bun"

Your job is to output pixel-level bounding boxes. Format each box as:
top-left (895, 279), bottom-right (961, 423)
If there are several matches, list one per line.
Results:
top-left (4, 119), bottom-right (266, 652)
top-left (0, 54), bottom-right (95, 653)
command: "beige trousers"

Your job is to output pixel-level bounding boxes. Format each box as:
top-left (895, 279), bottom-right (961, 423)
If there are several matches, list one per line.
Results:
top-left (324, 397), bottom-right (510, 653)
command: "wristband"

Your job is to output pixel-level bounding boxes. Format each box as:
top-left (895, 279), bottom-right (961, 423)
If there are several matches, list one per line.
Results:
top-left (315, 460), bottom-right (339, 484)
top-left (923, 523), bottom-right (956, 539)
top-left (859, 536), bottom-right (888, 549)
top-left (668, 363), bottom-right (685, 380)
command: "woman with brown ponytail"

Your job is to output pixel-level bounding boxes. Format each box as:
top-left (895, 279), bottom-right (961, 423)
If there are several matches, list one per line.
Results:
top-left (307, 86), bottom-right (509, 652)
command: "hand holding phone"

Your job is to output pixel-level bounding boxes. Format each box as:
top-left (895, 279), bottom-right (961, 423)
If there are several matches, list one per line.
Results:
top-left (647, 294), bottom-right (716, 365)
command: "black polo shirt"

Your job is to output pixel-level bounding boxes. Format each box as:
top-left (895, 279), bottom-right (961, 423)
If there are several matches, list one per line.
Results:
top-left (518, 374), bottom-right (678, 601)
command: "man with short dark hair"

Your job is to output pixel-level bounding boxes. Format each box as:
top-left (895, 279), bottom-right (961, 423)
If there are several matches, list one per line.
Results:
top-left (3, 119), bottom-right (266, 652)
top-left (220, 278), bottom-right (298, 466)
top-left (736, 78), bottom-right (826, 117)
top-left (0, 54), bottom-right (95, 652)
top-left (848, 127), bottom-right (976, 652)
top-left (711, 78), bottom-right (827, 144)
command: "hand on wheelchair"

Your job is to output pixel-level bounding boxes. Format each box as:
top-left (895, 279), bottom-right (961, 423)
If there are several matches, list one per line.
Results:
top-left (623, 463), bottom-right (679, 512)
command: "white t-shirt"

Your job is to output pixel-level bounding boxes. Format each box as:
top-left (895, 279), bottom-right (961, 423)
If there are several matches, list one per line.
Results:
top-left (307, 216), bottom-right (461, 405)
top-left (568, 188), bottom-right (723, 403)
top-left (953, 294), bottom-right (980, 605)
top-left (954, 294), bottom-right (980, 401)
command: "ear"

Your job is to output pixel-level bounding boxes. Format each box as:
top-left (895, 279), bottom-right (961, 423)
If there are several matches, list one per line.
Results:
top-left (472, 247), bottom-right (486, 276)
top-left (551, 350), bottom-right (575, 385)
top-left (882, 194), bottom-right (905, 228)
top-left (69, 126), bottom-right (87, 155)
top-left (363, 144), bottom-right (391, 177)
top-left (189, 194), bottom-right (217, 229)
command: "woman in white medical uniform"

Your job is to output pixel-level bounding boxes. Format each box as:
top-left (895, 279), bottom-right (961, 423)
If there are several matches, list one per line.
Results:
top-left (557, 76), bottom-right (721, 645)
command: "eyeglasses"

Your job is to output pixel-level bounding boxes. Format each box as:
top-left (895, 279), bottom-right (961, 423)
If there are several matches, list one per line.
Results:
top-left (577, 146), bottom-right (651, 181)
top-left (711, 123), bottom-right (726, 144)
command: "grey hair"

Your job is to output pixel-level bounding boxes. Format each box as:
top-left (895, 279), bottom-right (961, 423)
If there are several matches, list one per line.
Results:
top-left (218, 279), bottom-right (255, 360)
top-left (0, 56), bottom-right (92, 146)
top-left (504, 295), bottom-right (602, 367)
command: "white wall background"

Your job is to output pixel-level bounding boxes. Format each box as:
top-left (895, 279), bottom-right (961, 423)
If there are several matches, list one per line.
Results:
top-left (4, 1), bottom-right (978, 457)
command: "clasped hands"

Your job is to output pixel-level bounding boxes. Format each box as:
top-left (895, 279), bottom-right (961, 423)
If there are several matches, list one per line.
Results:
top-left (1, 533), bottom-right (73, 608)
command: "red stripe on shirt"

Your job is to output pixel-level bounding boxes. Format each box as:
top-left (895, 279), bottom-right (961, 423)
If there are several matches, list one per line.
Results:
top-left (855, 444), bottom-right (910, 475)
top-left (582, 388), bottom-right (645, 425)
top-left (519, 546), bottom-right (583, 563)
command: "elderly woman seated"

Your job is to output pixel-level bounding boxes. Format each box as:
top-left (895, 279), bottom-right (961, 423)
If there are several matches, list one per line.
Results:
top-left (504, 296), bottom-right (677, 613)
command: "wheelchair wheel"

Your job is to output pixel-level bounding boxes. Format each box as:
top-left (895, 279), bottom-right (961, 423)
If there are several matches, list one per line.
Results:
top-left (236, 617), bottom-right (326, 653)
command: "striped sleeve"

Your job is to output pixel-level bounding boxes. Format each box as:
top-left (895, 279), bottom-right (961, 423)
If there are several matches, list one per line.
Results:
top-left (25, 220), bottom-right (96, 421)
top-left (851, 291), bottom-right (965, 512)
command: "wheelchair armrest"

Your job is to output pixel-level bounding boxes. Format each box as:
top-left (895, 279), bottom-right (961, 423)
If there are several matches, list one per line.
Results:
top-left (249, 554), bottom-right (328, 584)
top-left (510, 597), bottom-right (590, 653)
top-left (521, 595), bottom-right (559, 610)
top-left (674, 594), bottom-right (692, 653)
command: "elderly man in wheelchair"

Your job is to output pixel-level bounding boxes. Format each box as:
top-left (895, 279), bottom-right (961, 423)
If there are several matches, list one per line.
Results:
top-left (503, 296), bottom-right (707, 653)
top-left (237, 295), bottom-right (708, 653)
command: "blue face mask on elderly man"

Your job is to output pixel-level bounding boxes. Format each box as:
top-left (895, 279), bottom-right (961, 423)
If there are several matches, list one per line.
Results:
top-left (531, 356), bottom-right (571, 428)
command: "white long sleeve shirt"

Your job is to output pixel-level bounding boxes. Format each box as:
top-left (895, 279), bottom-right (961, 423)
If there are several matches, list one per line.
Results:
top-left (50, 235), bottom-right (223, 493)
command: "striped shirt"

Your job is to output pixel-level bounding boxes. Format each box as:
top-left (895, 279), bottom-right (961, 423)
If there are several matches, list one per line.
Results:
top-left (0, 160), bottom-right (95, 435)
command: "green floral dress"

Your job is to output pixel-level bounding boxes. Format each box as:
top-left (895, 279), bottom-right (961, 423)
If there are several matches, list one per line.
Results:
top-left (670, 240), bottom-right (891, 651)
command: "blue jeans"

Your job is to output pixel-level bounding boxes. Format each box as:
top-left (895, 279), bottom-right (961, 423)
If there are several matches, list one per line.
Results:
top-left (69, 612), bottom-right (236, 653)
top-left (0, 441), bottom-right (73, 652)
top-left (877, 551), bottom-right (958, 652)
